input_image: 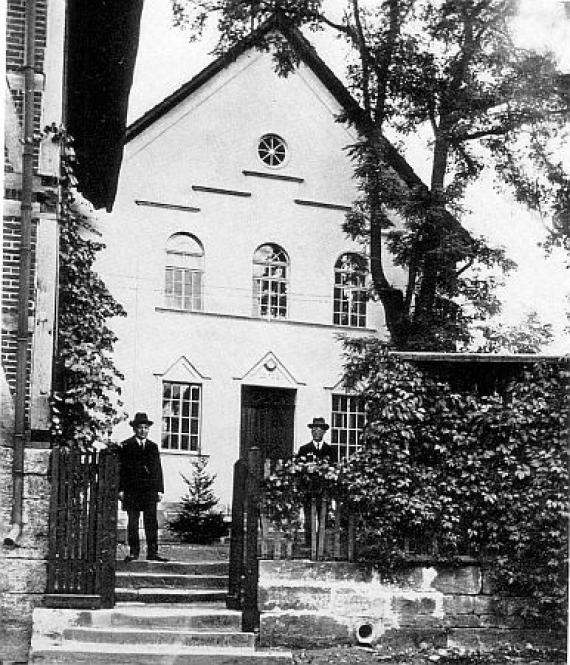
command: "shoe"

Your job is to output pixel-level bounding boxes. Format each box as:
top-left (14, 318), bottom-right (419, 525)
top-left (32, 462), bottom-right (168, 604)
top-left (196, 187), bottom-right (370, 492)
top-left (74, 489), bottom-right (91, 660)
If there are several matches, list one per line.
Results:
top-left (147, 554), bottom-right (169, 562)
top-left (124, 554), bottom-right (139, 563)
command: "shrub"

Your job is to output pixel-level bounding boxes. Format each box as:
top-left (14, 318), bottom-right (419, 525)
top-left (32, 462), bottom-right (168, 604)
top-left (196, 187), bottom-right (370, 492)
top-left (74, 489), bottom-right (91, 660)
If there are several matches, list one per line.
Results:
top-left (168, 457), bottom-right (228, 544)
top-left (263, 342), bottom-right (568, 626)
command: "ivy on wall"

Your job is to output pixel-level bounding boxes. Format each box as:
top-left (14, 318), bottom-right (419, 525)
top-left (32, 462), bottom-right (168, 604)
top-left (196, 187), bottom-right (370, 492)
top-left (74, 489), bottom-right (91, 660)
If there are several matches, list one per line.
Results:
top-left (265, 340), bottom-right (568, 626)
top-left (49, 128), bottom-right (126, 448)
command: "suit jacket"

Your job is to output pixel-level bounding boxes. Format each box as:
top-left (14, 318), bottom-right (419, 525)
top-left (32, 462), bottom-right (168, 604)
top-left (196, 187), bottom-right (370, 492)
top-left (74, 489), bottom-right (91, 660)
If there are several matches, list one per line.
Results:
top-left (119, 436), bottom-right (164, 499)
top-left (297, 440), bottom-right (336, 461)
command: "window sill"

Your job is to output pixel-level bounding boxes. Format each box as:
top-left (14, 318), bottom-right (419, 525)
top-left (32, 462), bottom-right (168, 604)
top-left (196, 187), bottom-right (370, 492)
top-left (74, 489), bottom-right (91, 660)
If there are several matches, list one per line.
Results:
top-left (160, 449), bottom-right (202, 456)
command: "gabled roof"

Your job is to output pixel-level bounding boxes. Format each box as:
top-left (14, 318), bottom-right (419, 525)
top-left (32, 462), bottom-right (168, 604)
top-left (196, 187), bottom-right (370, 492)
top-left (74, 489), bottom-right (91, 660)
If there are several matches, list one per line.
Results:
top-left (126, 17), bottom-right (425, 195)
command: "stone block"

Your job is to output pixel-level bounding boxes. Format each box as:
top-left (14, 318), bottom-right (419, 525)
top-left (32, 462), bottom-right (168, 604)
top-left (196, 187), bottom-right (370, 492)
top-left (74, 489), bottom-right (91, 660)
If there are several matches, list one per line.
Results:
top-left (443, 594), bottom-right (494, 616)
top-left (432, 567), bottom-right (481, 595)
top-left (480, 568), bottom-right (496, 594)
top-left (258, 585), bottom-right (331, 611)
top-left (0, 592), bottom-right (44, 620)
top-left (0, 620), bottom-right (33, 662)
top-left (24, 449), bottom-right (50, 475)
top-left (259, 559), bottom-right (367, 583)
top-left (447, 628), bottom-right (566, 651)
top-left (376, 627), bottom-right (448, 652)
top-left (330, 587), bottom-right (391, 616)
top-left (25, 473), bottom-right (51, 498)
top-left (381, 567), bottom-right (426, 590)
top-left (0, 560), bottom-right (47, 593)
top-left (391, 595), bottom-right (443, 628)
top-left (259, 612), bottom-right (353, 648)
top-left (392, 595), bottom-right (438, 616)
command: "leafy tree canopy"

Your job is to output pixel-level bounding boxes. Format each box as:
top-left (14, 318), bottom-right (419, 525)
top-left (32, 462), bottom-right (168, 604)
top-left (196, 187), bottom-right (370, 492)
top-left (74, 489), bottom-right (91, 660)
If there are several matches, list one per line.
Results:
top-left (170, 0), bottom-right (568, 350)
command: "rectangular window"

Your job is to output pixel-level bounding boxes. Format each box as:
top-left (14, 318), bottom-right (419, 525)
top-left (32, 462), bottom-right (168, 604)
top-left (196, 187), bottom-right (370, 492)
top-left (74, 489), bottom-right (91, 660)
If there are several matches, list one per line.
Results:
top-left (161, 381), bottom-right (201, 452)
top-left (253, 268), bottom-right (288, 319)
top-left (330, 394), bottom-right (365, 461)
top-left (333, 278), bottom-right (367, 327)
top-left (165, 267), bottom-right (203, 311)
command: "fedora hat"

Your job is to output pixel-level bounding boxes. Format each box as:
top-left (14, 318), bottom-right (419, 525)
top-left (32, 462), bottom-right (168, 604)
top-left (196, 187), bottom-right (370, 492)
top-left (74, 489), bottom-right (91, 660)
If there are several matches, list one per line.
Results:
top-left (130, 412), bottom-right (154, 427)
top-left (307, 417), bottom-right (329, 430)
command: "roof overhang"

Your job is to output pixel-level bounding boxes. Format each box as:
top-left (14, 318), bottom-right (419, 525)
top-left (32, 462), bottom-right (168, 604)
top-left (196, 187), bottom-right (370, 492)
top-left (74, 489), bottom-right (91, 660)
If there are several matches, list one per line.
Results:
top-left (65, 0), bottom-right (144, 211)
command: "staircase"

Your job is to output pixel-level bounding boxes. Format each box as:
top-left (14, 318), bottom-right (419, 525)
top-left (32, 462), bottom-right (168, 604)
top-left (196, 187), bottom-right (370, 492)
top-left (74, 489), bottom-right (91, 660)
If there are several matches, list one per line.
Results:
top-left (30, 549), bottom-right (292, 664)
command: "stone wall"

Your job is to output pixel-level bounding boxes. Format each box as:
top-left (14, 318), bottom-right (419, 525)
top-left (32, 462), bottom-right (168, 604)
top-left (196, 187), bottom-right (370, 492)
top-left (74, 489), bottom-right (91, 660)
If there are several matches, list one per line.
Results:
top-left (0, 447), bottom-right (50, 663)
top-left (258, 560), bottom-right (565, 652)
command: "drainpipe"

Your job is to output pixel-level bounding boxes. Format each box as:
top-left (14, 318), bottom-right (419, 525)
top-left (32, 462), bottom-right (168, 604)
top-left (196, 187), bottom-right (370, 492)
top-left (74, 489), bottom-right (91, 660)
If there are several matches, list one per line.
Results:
top-left (4, 0), bottom-right (37, 548)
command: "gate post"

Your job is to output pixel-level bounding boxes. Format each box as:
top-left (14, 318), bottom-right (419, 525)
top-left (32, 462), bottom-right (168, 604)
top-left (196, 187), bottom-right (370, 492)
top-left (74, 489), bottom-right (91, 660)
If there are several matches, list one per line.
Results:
top-left (242, 446), bottom-right (262, 632)
top-left (99, 446), bottom-right (119, 608)
top-left (227, 458), bottom-right (247, 610)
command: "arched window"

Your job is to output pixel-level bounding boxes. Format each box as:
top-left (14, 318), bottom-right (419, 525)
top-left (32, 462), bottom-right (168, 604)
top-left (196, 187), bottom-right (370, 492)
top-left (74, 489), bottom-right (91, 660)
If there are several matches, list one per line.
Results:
top-left (252, 243), bottom-right (289, 319)
top-left (333, 253), bottom-right (367, 327)
top-left (164, 233), bottom-right (204, 311)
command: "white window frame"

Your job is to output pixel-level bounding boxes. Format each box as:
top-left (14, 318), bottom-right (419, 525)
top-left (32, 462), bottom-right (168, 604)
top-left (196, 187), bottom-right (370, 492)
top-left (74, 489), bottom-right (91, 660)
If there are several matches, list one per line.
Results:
top-left (330, 393), bottom-right (366, 461)
top-left (164, 234), bottom-right (204, 311)
top-left (252, 243), bottom-right (289, 320)
top-left (161, 380), bottom-right (202, 453)
top-left (257, 133), bottom-right (288, 168)
top-left (333, 253), bottom-right (368, 328)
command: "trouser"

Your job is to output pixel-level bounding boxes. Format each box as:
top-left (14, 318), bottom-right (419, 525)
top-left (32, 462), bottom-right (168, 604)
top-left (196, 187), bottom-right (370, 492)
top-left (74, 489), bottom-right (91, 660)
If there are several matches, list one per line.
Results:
top-left (126, 502), bottom-right (158, 557)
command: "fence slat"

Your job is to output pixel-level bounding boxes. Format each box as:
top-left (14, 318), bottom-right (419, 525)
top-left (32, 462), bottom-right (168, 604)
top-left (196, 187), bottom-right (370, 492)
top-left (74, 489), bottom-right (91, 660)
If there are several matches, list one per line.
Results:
top-left (347, 513), bottom-right (355, 562)
top-left (333, 501), bottom-right (341, 560)
top-left (310, 497), bottom-right (317, 560)
top-left (317, 498), bottom-right (327, 560)
top-left (46, 447), bottom-right (60, 594)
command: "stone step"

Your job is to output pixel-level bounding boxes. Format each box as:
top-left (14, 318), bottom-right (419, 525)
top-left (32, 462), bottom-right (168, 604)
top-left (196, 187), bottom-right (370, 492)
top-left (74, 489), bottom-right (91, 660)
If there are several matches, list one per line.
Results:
top-left (107, 605), bottom-right (241, 631)
top-left (115, 588), bottom-right (227, 604)
top-left (30, 642), bottom-right (292, 665)
top-left (117, 544), bottom-right (230, 563)
top-left (64, 627), bottom-right (255, 648)
top-left (116, 560), bottom-right (229, 575)
top-left (116, 572), bottom-right (228, 589)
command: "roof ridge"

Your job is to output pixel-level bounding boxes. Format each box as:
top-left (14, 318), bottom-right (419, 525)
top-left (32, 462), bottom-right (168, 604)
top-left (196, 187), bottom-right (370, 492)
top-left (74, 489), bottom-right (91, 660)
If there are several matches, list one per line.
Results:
top-left (125, 15), bottom-right (429, 196)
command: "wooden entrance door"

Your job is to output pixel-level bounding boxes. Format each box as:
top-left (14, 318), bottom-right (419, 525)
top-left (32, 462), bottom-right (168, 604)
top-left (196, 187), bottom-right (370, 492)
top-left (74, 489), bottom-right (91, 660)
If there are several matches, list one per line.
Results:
top-left (239, 386), bottom-right (296, 463)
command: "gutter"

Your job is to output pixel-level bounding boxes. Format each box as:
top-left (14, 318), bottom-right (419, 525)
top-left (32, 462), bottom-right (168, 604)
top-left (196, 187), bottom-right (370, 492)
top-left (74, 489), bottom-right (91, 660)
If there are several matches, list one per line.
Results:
top-left (5, 0), bottom-right (37, 548)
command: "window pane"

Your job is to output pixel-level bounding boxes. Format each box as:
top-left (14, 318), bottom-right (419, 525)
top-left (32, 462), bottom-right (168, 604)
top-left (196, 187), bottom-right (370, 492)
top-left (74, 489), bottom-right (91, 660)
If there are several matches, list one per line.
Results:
top-left (331, 393), bottom-right (366, 461)
top-left (161, 381), bottom-right (202, 453)
top-left (333, 254), bottom-right (367, 328)
top-left (253, 244), bottom-right (288, 320)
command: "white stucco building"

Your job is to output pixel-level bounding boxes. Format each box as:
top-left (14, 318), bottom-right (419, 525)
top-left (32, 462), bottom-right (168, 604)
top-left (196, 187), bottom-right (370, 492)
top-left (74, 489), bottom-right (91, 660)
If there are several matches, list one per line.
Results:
top-left (98, 23), bottom-right (415, 507)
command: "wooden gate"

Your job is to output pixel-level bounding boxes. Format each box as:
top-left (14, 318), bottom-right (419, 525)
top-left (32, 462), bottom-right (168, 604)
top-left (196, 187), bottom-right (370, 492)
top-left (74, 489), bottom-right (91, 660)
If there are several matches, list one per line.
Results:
top-left (46, 445), bottom-right (119, 609)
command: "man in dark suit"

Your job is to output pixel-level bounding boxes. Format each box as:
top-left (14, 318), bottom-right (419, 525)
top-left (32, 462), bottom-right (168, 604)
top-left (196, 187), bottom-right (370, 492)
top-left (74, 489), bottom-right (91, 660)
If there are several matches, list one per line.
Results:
top-left (119, 412), bottom-right (168, 562)
top-left (297, 417), bottom-right (335, 548)
top-left (297, 417), bottom-right (335, 461)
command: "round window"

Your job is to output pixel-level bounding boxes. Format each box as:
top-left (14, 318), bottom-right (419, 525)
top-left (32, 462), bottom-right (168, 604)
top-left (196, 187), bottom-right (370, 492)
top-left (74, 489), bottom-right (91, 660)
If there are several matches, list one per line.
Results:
top-left (257, 134), bottom-right (288, 168)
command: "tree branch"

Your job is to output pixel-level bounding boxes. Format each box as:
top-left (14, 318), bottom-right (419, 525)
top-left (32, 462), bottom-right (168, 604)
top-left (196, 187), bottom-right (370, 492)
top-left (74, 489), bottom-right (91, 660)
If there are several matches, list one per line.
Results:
top-left (351, 0), bottom-right (372, 117)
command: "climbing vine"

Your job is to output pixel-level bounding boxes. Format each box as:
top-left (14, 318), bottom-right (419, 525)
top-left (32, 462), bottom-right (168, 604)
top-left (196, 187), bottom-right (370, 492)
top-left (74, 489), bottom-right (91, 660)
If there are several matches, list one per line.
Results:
top-left (264, 342), bottom-right (568, 626)
top-left (48, 127), bottom-right (126, 448)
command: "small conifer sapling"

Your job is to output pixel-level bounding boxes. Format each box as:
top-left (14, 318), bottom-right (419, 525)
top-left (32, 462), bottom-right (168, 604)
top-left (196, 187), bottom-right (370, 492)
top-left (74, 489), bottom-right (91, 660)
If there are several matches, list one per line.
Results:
top-left (168, 456), bottom-right (228, 544)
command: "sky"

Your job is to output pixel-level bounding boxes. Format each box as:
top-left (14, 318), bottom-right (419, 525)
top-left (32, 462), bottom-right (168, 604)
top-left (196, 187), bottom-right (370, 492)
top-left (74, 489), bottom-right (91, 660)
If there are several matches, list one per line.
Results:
top-left (127, 0), bottom-right (569, 352)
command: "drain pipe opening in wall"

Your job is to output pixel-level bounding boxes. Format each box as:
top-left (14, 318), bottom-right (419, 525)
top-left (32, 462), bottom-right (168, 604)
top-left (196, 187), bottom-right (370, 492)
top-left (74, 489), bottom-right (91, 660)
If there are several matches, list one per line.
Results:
top-left (5, 0), bottom-right (36, 549)
top-left (355, 622), bottom-right (377, 646)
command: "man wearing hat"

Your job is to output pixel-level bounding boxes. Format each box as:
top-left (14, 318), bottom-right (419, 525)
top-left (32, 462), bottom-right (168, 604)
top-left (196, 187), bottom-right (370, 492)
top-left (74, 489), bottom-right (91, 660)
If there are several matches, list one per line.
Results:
top-left (297, 417), bottom-right (335, 460)
top-left (297, 417), bottom-right (335, 549)
top-left (119, 413), bottom-right (168, 562)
